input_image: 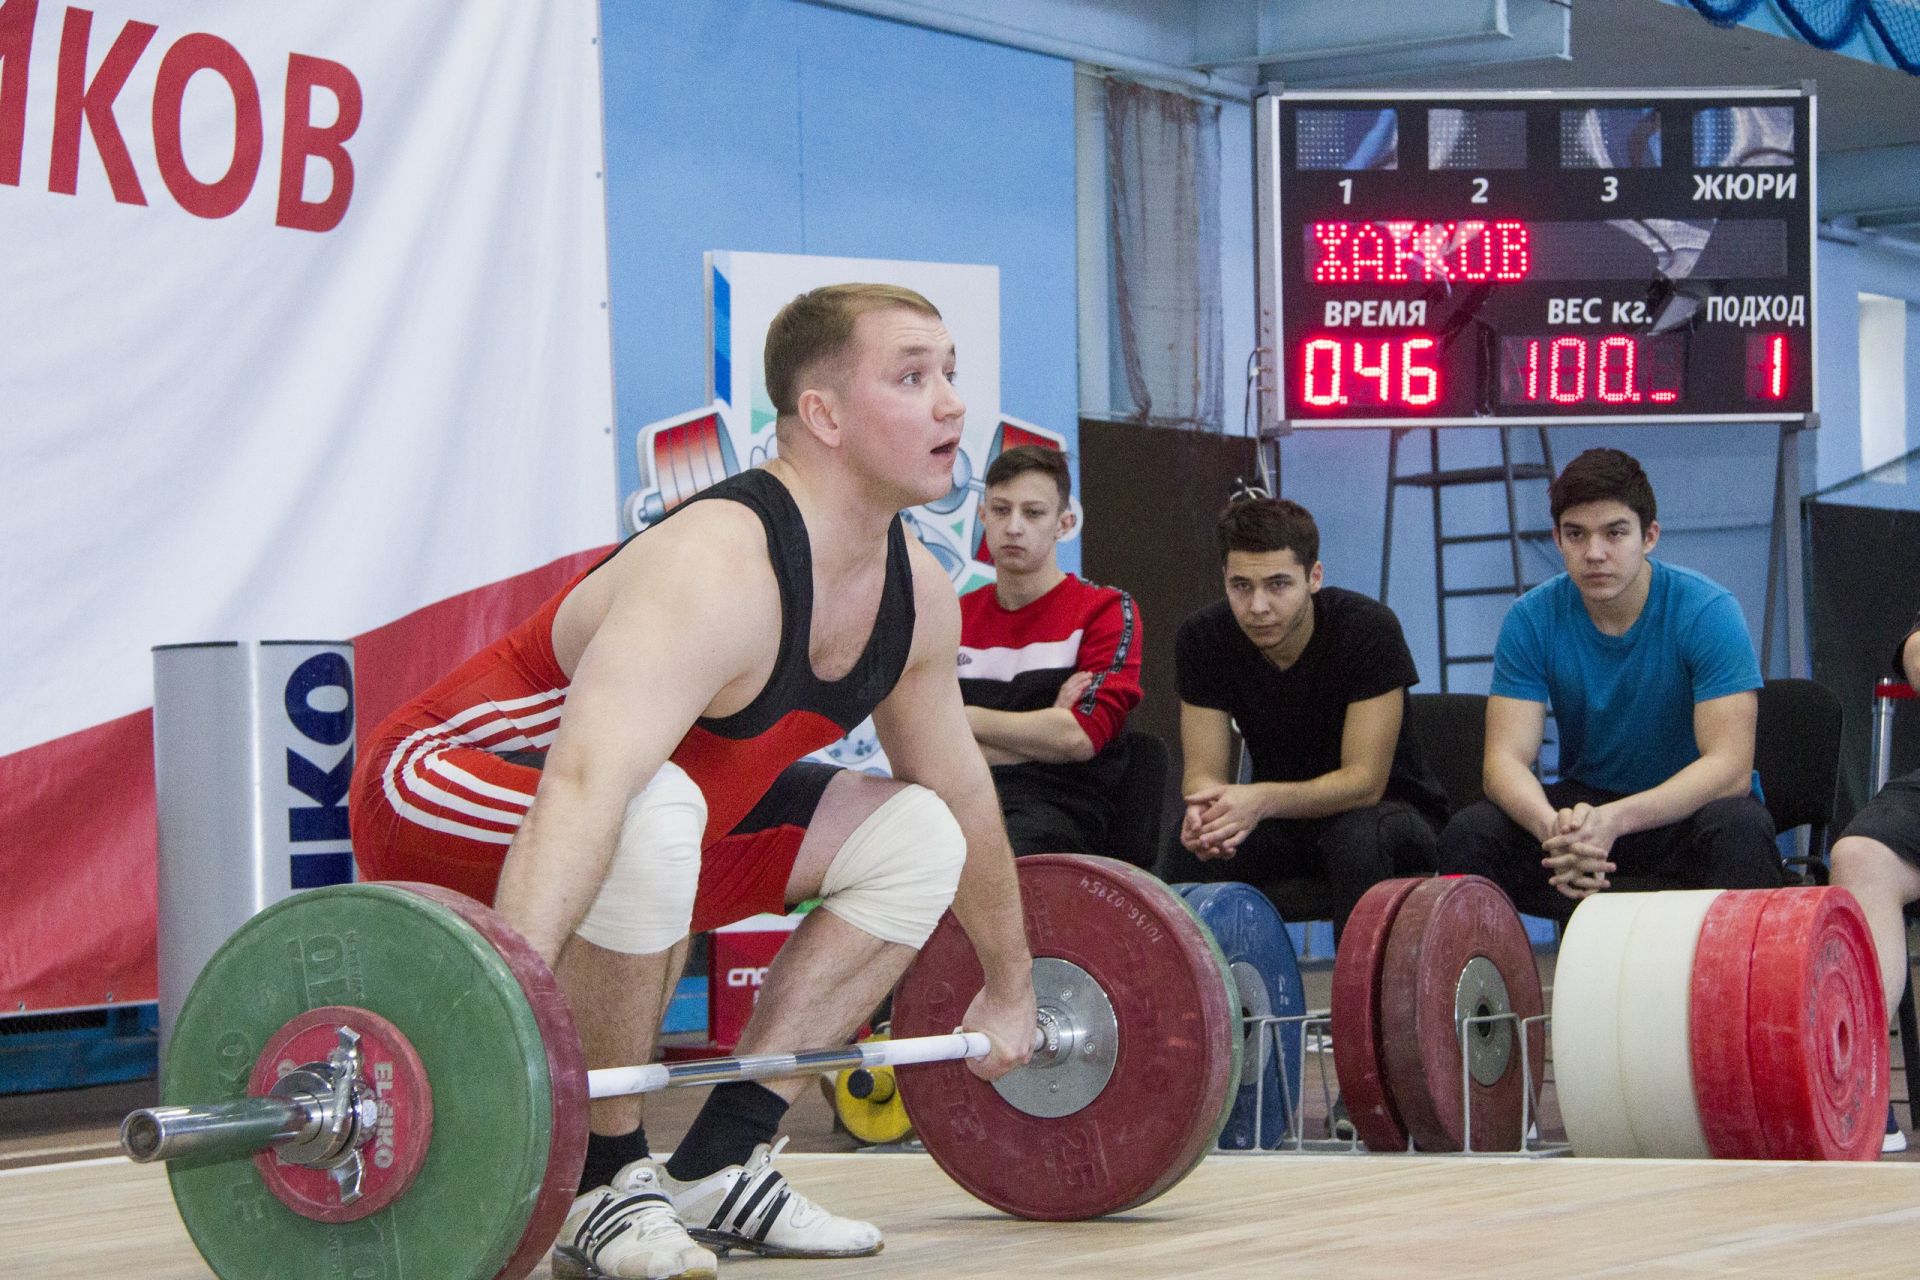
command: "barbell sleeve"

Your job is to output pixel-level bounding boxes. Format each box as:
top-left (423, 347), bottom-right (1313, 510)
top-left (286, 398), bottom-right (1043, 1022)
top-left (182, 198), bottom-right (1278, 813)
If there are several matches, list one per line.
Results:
top-left (121, 1097), bottom-right (321, 1165)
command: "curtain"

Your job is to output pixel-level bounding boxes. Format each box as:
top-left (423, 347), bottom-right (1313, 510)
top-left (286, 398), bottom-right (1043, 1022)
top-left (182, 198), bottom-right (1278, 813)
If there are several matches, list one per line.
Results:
top-left (1106, 78), bottom-right (1224, 430)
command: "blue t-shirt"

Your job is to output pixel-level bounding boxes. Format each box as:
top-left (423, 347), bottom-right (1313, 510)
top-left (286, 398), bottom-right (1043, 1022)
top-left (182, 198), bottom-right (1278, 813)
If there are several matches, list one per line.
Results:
top-left (1490, 560), bottom-right (1761, 795)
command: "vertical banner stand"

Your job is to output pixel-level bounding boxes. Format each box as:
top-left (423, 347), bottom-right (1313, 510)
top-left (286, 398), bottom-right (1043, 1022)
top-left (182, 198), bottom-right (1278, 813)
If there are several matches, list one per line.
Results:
top-left (151, 641), bottom-right (356, 1055)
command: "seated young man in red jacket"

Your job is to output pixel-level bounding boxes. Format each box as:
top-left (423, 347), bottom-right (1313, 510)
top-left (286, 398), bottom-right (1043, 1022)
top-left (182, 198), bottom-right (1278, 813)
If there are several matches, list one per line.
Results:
top-left (956, 445), bottom-right (1145, 862)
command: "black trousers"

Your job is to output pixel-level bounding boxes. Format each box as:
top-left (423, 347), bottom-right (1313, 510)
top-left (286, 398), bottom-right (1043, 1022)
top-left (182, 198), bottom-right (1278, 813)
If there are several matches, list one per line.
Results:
top-left (1155, 801), bottom-right (1439, 934)
top-left (1437, 779), bottom-right (1780, 923)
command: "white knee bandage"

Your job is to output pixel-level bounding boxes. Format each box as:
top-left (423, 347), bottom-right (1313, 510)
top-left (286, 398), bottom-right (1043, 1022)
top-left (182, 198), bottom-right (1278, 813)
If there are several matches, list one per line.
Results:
top-left (818, 784), bottom-right (966, 948)
top-left (575, 762), bottom-right (707, 955)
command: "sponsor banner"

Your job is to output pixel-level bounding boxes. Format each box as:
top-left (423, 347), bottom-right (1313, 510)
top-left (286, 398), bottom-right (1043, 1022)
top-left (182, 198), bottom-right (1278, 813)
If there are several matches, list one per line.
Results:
top-left (0, 1), bottom-right (613, 1011)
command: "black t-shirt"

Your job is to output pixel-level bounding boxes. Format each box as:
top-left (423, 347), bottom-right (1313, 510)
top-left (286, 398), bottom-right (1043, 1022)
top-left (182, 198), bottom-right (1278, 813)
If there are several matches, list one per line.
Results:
top-left (1175, 587), bottom-right (1449, 827)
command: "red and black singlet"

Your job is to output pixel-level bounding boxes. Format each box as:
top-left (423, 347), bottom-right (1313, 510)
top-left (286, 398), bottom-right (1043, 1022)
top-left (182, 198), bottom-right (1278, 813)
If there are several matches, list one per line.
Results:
top-left (657, 468), bottom-right (917, 842)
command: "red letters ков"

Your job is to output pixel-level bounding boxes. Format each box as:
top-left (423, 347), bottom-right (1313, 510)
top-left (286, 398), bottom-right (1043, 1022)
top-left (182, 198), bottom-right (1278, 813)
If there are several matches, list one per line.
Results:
top-left (1, 1), bottom-right (361, 232)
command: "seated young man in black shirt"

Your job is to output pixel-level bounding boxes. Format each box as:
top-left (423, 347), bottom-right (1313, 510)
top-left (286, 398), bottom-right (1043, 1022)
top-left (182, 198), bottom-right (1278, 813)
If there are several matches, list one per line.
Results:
top-left (1157, 495), bottom-right (1447, 933)
top-left (1830, 607), bottom-right (1920, 1152)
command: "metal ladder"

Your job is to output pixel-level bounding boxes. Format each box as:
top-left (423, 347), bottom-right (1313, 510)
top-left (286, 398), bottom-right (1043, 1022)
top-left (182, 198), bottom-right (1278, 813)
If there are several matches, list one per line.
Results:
top-left (1379, 426), bottom-right (1556, 692)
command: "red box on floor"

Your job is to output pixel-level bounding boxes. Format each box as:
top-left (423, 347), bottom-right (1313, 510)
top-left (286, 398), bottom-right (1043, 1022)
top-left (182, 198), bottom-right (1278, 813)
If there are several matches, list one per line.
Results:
top-left (707, 911), bottom-right (805, 1052)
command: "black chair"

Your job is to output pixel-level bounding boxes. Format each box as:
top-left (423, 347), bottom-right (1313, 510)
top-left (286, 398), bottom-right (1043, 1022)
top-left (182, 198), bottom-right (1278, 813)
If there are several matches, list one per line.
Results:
top-left (1754, 677), bottom-right (1844, 883)
top-left (1405, 691), bottom-right (1489, 818)
top-left (1106, 729), bottom-right (1170, 871)
top-left (1593, 677), bottom-right (1841, 896)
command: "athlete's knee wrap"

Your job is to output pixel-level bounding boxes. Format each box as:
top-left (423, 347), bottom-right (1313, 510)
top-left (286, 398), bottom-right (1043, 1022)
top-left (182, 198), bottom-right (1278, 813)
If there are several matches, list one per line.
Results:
top-left (818, 784), bottom-right (966, 948)
top-left (575, 762), bottom-right (707, 954)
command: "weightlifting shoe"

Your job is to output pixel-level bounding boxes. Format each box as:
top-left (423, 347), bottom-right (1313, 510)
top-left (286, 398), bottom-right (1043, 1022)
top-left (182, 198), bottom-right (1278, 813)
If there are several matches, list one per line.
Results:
top-left (553, 1161), bottom-right (718, 1280)
top-left (660, 1136), bottom-right (884, 1258)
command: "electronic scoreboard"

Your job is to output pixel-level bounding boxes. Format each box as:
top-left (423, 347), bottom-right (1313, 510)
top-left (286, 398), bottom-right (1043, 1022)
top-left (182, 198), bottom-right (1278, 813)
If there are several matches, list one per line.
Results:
top-left (1254, 89), bottom-right (1815, 429)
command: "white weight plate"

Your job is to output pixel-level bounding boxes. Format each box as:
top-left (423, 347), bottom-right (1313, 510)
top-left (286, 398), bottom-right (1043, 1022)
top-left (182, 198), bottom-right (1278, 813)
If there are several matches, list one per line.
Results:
top-left (1552, 893), bottom-right (1648, 1157)
top-left (1616, 890), bottom-right (1721, 1158)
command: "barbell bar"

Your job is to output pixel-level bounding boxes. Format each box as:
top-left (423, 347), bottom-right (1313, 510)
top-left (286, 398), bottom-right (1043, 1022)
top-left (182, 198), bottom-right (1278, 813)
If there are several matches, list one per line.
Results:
top-left (123, 1027), bottom-right (1047, 1168)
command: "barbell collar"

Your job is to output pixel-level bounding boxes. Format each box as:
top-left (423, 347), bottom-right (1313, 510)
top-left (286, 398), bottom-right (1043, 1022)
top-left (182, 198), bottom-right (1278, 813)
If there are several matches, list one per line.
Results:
top-left (121, 1095), bottom-right (321, 1165)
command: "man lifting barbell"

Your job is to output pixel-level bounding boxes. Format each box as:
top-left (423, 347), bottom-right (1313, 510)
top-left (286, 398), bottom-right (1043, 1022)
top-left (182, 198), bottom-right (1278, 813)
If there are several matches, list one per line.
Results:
top-left (347, 283), bottom-right (1037, 1279)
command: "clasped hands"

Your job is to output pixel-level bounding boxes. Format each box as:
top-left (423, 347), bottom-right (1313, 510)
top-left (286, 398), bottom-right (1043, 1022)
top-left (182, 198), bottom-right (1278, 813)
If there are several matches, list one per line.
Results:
top-left (1180, 783), bottom-right (1265, 860)
top-left (1540, 801), bottom-right (1618, 900)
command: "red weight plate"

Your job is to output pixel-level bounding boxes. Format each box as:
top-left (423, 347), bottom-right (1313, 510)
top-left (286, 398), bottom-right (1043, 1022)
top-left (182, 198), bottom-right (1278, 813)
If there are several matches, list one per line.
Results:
top-left (1687, 889), bottom-right (1772, 1159)
top-left (891, 854), bottom-right (1238, 1220)
top-left (1330, 877), bottom-right (1426, 1152)
top-left (1748, 887), bottom-right (1887, 1161)
top-left (1378, 876), bottom-right (1544, 1152)
top-left (248, 1005), bottom-right (433, 1223)
top-left (390, 883), bottom-right (590, 1280)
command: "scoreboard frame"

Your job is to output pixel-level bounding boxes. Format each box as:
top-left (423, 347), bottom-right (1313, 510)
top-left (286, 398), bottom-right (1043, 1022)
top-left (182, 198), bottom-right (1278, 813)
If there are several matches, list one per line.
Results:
top-left (1255, 86), bottom-right (1817, 433)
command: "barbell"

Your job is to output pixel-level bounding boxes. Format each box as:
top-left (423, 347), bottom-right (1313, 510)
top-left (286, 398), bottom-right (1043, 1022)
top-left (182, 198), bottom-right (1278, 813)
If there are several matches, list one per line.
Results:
top-left (128, 854), bottom-right (1242, 1280)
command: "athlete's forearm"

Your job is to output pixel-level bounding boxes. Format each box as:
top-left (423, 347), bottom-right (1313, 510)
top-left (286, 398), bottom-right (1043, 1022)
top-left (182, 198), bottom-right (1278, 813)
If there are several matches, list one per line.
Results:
top-left (1255, 766), bottom-right (1388, 821)
top-left (1484, 754), bottom-right (1557, 844)
top-left (964, 704), bottom-right (1094, 764)
top-left (1598, 751), bottom-right (1752, 839)
top-left (492, 774), bottom-right (624, 966)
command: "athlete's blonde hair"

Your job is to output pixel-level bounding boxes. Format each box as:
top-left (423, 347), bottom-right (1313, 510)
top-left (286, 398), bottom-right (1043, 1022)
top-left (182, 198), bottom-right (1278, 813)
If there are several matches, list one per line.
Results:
top-left (764, 283), bottom-right (942, 418)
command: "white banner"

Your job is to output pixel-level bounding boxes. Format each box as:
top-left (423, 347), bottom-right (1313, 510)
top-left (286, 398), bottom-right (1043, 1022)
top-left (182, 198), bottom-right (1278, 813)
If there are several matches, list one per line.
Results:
top-left (0, 0), bottom-right (613, 1011)
top-left (0, 0), bottom-right (614, 757)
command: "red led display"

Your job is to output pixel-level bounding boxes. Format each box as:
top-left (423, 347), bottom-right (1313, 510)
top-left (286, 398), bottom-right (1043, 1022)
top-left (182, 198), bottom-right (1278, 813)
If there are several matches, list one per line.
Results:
top-left (1309, 220), bottom-right (1532, 285)
top-left (1272, 94), bottom-right (1815, 423)
top-left (1744, 333), bottom-right (1791, 401)
top-left (1497, 334), bottom-right (1685, 407)
top-left (1298, 336), bottom-right (1443, 409)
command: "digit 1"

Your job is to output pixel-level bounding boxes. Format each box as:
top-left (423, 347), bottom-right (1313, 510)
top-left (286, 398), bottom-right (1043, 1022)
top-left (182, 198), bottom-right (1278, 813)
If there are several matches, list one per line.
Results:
top-left (1338, 178), bottom-right (1352, 205)
top-left (1767, 334), bottom-right (1787, 399)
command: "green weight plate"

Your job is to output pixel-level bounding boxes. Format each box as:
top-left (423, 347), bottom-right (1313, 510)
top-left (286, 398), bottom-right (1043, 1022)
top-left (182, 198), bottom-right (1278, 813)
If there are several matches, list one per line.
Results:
top-left (164, 883), bottom-right (561, 1280)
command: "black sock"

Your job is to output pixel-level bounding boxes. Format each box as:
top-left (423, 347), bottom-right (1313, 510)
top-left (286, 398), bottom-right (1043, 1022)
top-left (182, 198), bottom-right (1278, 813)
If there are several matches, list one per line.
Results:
top-left (579, 1125), bottom-right (651, 1194)
top-left (664, 1082), bottom-right (790, 1183)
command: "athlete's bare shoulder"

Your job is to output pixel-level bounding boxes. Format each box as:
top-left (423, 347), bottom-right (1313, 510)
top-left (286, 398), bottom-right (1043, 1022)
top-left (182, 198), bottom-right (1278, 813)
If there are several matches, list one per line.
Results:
top-left (900, 534), bottom-right (962, 662)
top-left (554, 496), bottom-right (778, 673)
top-left (609, 498), bottom-right (770, 584)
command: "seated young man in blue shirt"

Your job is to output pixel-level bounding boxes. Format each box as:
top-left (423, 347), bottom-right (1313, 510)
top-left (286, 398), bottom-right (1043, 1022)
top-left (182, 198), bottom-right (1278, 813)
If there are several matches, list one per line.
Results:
top-left (1830, 608), bottom-right (1920, 1151)
top-left (1438, 447), bottom-right (1779, 922)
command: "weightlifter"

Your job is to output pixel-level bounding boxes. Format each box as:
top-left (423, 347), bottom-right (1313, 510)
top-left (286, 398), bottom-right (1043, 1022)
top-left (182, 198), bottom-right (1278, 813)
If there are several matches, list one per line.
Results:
top-left (1156, 494), bottom-right (1448, 935)
top-left (1437, 447), bottom-right (1780, 919)
top-left (348, 284), bottom-right (1037, 1279)
top-left (1829, 606), bottom-right (1920, 1152)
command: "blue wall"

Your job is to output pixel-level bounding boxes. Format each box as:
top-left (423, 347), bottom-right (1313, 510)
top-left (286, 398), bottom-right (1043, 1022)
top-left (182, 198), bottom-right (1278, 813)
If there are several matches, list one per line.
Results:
top-left (599, 1), bottom-right (1080, 566)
